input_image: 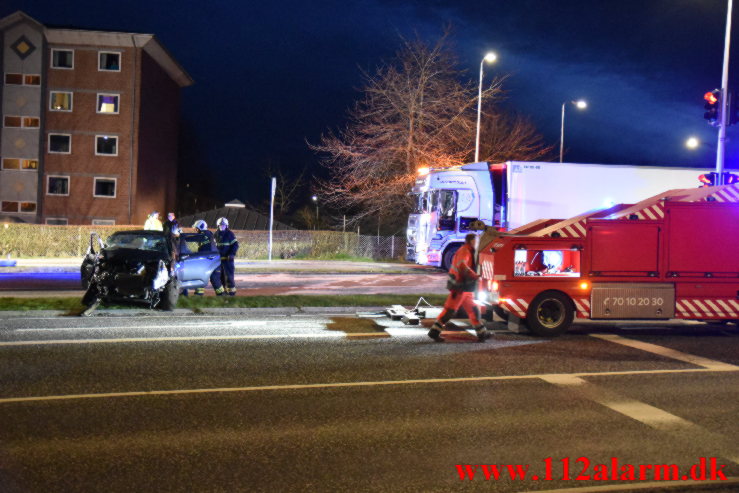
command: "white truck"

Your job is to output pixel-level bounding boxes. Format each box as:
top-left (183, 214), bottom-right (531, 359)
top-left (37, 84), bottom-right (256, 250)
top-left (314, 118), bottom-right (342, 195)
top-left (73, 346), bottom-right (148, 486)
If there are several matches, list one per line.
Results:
top-left (406, 161), bottom-right (711, 269)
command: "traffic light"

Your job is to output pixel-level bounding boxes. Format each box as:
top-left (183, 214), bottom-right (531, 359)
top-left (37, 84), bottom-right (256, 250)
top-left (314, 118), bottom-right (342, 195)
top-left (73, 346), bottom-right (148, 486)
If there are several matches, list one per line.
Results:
top-left (704, 89), bottom-right (721, 126)
top-left (698, 172), bottom-right (739, 186)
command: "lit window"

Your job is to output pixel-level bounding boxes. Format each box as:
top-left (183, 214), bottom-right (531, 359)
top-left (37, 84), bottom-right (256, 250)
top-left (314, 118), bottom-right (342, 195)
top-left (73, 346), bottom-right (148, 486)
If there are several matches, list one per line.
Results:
top-left (92, 219), bottom-right (115, 225)
top-left (2, 158), bottom-right (20, 170)
top-left (51, 49), bottom-right (74, 69)
top-left (94, 178), bottom-right (116, 198)
top-left (99, 52), bottom-right (121, 71)
top-left (24, 75), bottom-right (40, 85)
top-left (20, 202), bottom-right (36, 213)
top-left (95, 135), bottom-right (118, 156)
top-left (46, 218), bottom-right (68, 225)
top-left (1, 201), bottom-right (19, 212)
top-left (97, 94), bottom-right (119, 114)
top-left (21, 160), bottom-right (38, 170)
top-left (48, 176), bottom-right (69, 195)
top-left (50, 91), bottom-right (72, 111)
top-left (4, 116), bottom-right (22, 127)
top-left (49, 134), bottom-right (71, 154)
top-left (22, 117), bottom-right (40, 128)
top-left (5, 73), bottom-right (22, 85)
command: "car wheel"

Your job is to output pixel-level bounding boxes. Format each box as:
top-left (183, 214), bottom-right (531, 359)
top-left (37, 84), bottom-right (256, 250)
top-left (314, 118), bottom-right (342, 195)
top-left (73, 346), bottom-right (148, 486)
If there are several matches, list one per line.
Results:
top-left (441, 244), bottom-right (460, 271)
top-left (158, 280), bottom-right (180, 311)
top-left (526, 291), bottom-right (573, 337)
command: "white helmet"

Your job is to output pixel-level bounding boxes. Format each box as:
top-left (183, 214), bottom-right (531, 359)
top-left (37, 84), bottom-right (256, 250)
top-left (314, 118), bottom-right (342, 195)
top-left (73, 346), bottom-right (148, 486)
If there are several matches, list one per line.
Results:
top-left (192, 220), bottom-right (207, 231)
top-left (216, 217), bottom-right (229, 228)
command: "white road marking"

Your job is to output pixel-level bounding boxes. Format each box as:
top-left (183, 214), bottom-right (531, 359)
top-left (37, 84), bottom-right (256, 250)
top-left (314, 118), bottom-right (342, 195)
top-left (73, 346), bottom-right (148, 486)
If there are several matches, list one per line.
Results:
top-left (0, 332), bottom-right (359, 346)
top-left (591, 333), bottom-right (739, 371)
top-left (0, 367), bottom-right (727, 405)
top-left (14, 321), bottom-right (270, 332)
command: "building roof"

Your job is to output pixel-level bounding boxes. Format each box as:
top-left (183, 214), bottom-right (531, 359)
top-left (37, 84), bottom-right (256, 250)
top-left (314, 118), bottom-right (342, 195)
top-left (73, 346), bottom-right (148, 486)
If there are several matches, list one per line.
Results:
top-left (0, 11), bottom-right (193, 87)
top-left (180, 202), bottom-right (294, 231)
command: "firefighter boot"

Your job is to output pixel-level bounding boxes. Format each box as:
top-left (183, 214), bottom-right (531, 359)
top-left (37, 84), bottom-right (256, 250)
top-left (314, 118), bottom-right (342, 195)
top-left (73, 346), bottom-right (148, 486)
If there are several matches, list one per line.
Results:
top-left (427, 321), bottom-right (445, 343)
top-left (227, 287), bottom-right (237, 296)
top-left (195, 288), bottom-right (205, 296)
top-left (475, 325), bottom-right (491, 343)
top-left (215, 286), bottom-right (226, 296)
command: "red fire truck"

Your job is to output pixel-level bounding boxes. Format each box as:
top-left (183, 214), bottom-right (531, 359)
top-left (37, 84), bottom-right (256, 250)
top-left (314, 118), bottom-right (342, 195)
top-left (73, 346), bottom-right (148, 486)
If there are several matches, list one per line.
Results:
top-left (477, 183), bottom-right (739, 336)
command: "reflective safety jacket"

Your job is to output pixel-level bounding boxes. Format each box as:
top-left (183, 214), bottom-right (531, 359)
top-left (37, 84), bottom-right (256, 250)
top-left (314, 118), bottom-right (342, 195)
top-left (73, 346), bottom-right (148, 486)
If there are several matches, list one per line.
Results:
top-left (448, 242), bottom-right (479, 292)
top-left (144, 217), bottom-right (163, 231)
top-left (215, 228), bottom-right (239, 258)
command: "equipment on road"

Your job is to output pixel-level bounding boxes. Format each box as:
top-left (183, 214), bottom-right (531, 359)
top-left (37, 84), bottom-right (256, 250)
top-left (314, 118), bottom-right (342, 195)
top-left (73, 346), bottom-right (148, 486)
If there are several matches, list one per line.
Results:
top-left (407, 161), bottom-right (712, 269)
top-left (384, 297), bottom-right (443, 325)
top-left (476, 183), bottom-right (739, 336)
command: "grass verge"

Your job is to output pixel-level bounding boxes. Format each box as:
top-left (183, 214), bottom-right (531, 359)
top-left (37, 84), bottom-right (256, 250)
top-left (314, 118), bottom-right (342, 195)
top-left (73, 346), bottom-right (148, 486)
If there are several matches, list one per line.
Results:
top-left (0, 294), bottom-right (447, 313)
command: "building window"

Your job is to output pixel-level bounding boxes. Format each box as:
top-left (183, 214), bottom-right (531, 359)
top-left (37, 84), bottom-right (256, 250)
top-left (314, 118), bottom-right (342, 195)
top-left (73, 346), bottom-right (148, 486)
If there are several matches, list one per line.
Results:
top-left (23, 117), bottom-right (40, 128)
top-left (47, 176), bottom-right (70, 196)
top-left (5, 73), bottom-right (40, 85)
top-left (50, 91), bottom-right (73, 111)
top-left (4, 116), bottom-right (40, 128)
top-left (94, 178), bottom-right (116, 198)
top-left (97, 94), bottom-right (119, 114)
top-left (95, 135), bottom-right (118, 156)
top-left (5, 73), bottom-right (22, 85)
top-left (1, 201), bottom-right (36, 213)
top-left (99, 52), bottom-right (121, 71)
top-left (49, 133), bottom-right (72, 154)
top-left (51, 49), bottom-right (74, 69)
top-left (4, 116), bottom-right (21, 127)
top-left (2, 158), bottom-right (37, 170)
top-left (46, 217), bottom-right (68, 225)
top-left (92, 219), bottom-right (115, 226)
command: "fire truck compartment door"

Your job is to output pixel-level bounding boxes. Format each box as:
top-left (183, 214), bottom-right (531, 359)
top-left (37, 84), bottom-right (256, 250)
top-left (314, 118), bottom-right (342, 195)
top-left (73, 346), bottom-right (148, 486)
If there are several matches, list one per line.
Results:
top-left (591, 283), bottom-right (675, 319)
top-left (588, 223), bottom-right (660, 275)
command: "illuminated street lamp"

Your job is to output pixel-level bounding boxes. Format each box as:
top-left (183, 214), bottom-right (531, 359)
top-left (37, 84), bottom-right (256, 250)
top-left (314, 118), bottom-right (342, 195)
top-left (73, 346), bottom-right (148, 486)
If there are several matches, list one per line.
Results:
top-left (686, 137), bottom-right (700, 149)
top-left (560, 100), bottom-right (587, 163)
top-left (311, 195), bottom-right (318, 229)
top-left (475, 51), bottom-right (498, 163)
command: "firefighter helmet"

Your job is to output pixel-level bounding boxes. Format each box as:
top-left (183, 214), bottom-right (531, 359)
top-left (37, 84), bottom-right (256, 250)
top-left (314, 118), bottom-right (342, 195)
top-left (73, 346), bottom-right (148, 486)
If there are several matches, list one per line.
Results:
top-left (216, 217), bottom-right (229, 228)
top-left (192, 220), bottom-right (207, 231)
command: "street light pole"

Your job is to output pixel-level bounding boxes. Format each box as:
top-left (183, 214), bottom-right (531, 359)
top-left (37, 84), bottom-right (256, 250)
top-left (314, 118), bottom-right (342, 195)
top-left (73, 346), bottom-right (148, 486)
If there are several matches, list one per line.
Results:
top-left (559, 100), bottom-right (587, 163)
top-left (475, 52), bottom-right (497, 163)
top-left (716, 0), bottom-right (733, 185)
top-left (311, 195), bottom-right (318, 229)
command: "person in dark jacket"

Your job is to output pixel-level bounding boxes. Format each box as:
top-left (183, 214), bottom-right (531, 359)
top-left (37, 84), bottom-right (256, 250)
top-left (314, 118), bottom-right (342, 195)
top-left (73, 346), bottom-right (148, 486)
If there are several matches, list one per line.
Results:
top-left (215, 217), bottom-right (239, 296)
top-left (192, 220), bottom-right (224, 296)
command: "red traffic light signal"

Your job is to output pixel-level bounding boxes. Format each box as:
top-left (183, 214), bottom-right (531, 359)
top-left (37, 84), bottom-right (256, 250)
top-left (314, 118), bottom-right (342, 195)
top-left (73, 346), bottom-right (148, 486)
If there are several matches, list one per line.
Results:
top-left (704, 89), bottom-right (721, 126)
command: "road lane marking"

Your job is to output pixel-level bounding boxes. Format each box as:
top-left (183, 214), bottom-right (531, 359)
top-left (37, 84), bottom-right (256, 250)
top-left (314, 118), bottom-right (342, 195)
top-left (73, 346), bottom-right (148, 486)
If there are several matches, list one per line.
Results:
top-left (0, 333), bottom-right (356, 346)
top-left (542, 375), bottom-right (739, 465)
top-left (590, 333), bottom-right (739, 371)
top-left (0, 367), bottom-right (731, 405)
top-left (14, 321), bottom-right (271, 332)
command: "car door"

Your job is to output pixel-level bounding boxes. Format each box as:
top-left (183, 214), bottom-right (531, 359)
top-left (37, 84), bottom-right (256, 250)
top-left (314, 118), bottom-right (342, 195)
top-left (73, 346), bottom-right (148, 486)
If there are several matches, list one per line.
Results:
top-left (177, 233), bottom-right (221, 285)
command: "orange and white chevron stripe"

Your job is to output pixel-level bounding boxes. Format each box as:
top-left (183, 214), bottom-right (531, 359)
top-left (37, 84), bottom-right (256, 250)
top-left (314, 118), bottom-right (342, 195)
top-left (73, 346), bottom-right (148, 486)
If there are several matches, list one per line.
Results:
top-left (499, 298), bottom-right (529, 318)
top-left (705, 183), bottom-right (739, 203)
top-left (573, 298), bottom-right (591, 318)
top-left (675, 298), bottom-right (739, 319)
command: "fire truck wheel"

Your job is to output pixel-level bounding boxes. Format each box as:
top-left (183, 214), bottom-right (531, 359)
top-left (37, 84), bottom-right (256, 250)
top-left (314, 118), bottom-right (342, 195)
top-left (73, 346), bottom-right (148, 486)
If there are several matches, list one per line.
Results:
top-left (527, 291), bottom-right (574, 337)
top-left (441, 244), bottom-right (460, 271)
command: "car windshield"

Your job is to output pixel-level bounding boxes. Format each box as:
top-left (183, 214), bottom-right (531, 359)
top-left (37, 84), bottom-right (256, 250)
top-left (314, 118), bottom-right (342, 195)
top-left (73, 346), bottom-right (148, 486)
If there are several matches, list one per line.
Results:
top-left (410, 192), bottom-right (431, 214)
top-left (105, 233), bottom-right (169, 254)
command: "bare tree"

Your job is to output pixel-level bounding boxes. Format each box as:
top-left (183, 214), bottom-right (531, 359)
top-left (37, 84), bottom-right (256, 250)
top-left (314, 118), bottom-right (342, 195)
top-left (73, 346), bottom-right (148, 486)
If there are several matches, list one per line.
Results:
top-left (479, 109), bottom-right (555, 163)
top-left (263, 162), bottom-right (307, 217)
top-left (311, 31), bottom-right (551, 224)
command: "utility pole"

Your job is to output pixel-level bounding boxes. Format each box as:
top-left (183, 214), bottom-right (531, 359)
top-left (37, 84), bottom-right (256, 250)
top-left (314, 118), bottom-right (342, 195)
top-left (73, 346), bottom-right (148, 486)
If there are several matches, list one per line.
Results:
top-left (716, 0), bottom-right (733, 185)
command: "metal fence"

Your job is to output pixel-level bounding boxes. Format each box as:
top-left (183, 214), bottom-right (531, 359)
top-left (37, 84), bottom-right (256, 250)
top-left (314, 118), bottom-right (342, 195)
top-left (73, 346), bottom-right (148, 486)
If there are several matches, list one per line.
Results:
top-left (0, 224), bottom-right (406, 261)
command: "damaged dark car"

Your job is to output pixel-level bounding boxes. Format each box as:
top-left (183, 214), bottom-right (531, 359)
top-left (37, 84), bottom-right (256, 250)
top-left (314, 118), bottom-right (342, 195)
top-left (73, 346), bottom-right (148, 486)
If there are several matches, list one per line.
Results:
top-left (81, 230), bottom-right (221, 313)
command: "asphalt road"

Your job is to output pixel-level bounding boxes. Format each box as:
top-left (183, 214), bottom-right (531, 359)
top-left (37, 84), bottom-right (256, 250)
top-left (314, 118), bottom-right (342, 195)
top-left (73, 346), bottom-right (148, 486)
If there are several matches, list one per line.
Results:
top-left (1, 314), bottom-right (738, 492)
top-left (0, 271), bottom-right (447, 296)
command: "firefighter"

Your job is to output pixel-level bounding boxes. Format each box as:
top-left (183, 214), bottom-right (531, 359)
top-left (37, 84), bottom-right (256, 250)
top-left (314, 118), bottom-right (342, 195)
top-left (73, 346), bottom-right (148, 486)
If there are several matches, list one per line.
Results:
top-left (191, 220), bottom-right (225, 296)
top-left (163, 212), bottom-right (179, 237)
top-left (428, 233), bottom-right (491, 343)
top-left (215, 217), bottom-right (239, 296)
top-left (144, 211), bottom-right (163, 231)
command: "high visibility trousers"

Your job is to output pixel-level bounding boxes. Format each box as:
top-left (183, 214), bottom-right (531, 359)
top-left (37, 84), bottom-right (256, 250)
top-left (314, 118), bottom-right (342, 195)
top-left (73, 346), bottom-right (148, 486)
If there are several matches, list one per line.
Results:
top-left (221, 258), bottom-right (236, 290)
top-left (210, 264), bottom-right (223, 293)
top-left (436, 290), bottom-right (481, 327)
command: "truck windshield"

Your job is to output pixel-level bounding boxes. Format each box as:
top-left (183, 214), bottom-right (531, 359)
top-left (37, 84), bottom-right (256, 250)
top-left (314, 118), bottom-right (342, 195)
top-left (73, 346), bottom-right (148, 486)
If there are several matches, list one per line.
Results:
top-left (433, 190), bottom-right (456, 219)
top-left (410, 192), bottom-right (431, 214)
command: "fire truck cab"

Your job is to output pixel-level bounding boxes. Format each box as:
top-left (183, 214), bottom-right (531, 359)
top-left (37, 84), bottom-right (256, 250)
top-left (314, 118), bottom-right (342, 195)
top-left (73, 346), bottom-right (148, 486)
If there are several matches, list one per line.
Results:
top-left (478, 184), bottom-right (739, 336)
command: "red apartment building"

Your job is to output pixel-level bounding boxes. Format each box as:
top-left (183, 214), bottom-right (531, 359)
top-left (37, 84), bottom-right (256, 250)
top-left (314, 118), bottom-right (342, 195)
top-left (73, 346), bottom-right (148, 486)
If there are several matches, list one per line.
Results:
top-left (0, 11), bottom-right (193, 225)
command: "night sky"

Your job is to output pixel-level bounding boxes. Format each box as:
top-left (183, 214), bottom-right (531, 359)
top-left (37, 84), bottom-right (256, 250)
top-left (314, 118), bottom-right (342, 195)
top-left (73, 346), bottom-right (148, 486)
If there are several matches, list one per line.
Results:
top-left (3, 0), bottom-right (738, 207)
